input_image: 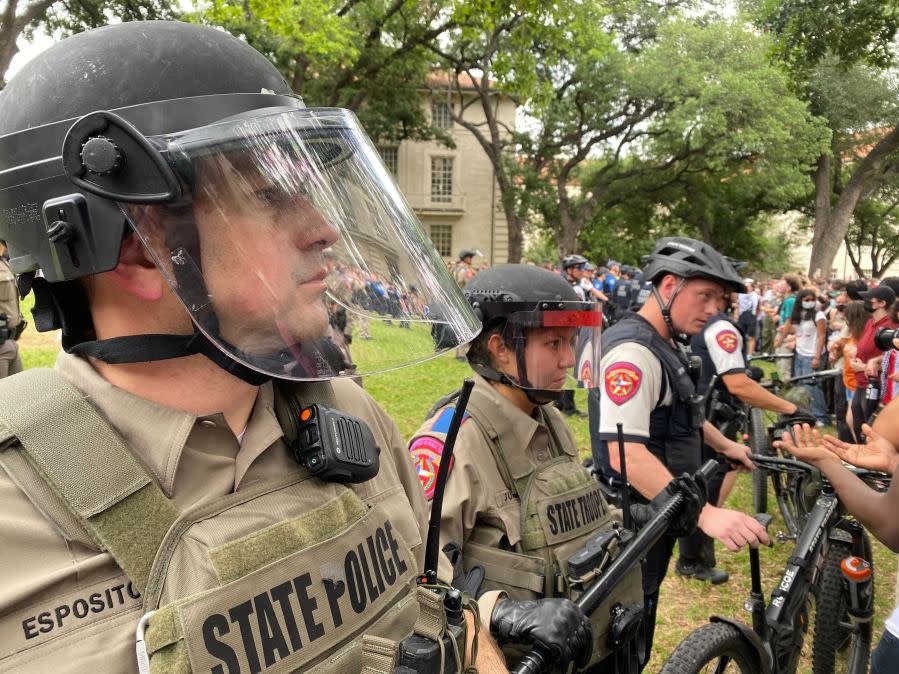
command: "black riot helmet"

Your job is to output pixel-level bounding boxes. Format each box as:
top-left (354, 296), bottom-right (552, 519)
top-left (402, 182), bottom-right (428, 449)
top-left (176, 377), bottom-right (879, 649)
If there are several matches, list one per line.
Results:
top-left (0, 21), bottom-right (479, 383)
top-left (464, 264), bottom-right (601, 404)
top-left (642, 237), bottom-right (746, 342)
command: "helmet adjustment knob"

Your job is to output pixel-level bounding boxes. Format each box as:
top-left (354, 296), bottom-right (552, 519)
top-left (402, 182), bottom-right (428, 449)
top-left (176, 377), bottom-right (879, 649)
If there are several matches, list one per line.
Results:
top-left (81, 136), bottom-right (124, 176)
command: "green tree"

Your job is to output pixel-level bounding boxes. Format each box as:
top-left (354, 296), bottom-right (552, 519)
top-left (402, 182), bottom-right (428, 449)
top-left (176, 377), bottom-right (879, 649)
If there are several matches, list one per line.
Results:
top-left (844, 182), bottom-right (899, 278)
top-left (0, 0), bottom-right (175, 85)
top-left (525, 18), bottom-right (827, 262)
top-left (753, 0), bottom-right (899, 276)
top-left (194, 0), bottom-right (460, 142)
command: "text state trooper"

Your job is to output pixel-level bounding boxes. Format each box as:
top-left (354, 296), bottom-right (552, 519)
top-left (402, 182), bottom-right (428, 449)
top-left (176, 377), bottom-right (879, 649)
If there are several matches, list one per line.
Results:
top-left (0, 20), bottom-right (564, 674)
top-left (410, 265), bottom-right (704, 672)
top-left (590, 237), bottom-right (769, 668)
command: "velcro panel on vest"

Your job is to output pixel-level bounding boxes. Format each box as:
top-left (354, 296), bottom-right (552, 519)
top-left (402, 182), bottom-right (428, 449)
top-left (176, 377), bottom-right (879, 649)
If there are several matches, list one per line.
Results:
top-left (0, 369), bottom-right (178, 591)
top-left (208, 489), bottom-right (367, 584)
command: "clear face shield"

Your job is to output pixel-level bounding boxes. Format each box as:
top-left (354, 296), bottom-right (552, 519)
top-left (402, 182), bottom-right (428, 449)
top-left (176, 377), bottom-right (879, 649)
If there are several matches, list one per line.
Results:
top-left (495, 303), bottom-right (602, 395)
top-left (119, 108), bottom-right (480, 380)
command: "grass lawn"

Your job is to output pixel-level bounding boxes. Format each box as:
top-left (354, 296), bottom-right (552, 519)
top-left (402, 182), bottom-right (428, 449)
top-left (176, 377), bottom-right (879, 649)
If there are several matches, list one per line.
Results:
top-left (16, 306), bottom-right (898, 672)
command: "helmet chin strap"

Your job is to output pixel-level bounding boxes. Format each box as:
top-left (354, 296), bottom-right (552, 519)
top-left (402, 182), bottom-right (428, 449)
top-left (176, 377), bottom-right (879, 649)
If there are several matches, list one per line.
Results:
top-left (469, 363), bottom-right (561, 405)
top-left (651, 278), bottom-right (689, 345)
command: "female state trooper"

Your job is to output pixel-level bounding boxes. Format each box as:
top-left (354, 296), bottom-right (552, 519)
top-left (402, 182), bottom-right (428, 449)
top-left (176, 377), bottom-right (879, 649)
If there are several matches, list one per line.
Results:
top-left (0, 21), bottom-right (586, 673)
top-left (589, 237), bottom-right (770, 669)
top-left (409, 265), bottom-right (704, 672)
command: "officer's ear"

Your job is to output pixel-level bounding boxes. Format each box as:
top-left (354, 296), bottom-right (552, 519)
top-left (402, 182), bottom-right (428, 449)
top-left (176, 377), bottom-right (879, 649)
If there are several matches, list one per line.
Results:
top-left (104, 233), bottom-right (165, 302)
top-left (486, 331), bottom-right (512, 368)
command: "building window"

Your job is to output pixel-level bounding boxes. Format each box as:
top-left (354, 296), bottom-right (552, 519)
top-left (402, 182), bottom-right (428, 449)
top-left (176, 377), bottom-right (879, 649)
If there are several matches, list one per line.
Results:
top-left (431, 157), bottom-right (453, 203)
top-left (378, 146), bottom-right (398, 176)
top-left (430, 224), bottom-right (452, 257)
top-left (431, 100), bottom-right (452, 129)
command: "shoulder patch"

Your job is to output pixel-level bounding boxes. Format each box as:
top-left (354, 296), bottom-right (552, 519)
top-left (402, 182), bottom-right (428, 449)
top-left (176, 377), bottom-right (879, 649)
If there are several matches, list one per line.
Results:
top-left (579, 359), bottom-right (593, 388)
top-left (430, 407), bottom-right (470, 434)
top-left (604, 362), bottom-right (642, 405)
top-left (409, 436), bottom-right (451, 500)
top-left (716, 329), bottom-right (739, 354)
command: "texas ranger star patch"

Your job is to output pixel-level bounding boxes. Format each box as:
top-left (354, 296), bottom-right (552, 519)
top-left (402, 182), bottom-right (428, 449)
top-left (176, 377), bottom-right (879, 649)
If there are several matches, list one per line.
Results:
top-left (716, 329), bottom-right (739, 354)
top-left (409, 436), bottom-right (449, 500)
top-left (605, 362), bottom-right (642, 405)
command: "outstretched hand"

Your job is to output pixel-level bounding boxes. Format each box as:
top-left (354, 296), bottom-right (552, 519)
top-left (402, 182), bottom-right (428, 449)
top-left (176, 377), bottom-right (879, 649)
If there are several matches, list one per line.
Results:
top-left (821, 424), bottom-right (899, 474)
top-left (773, 423), bottom-right (838, 465)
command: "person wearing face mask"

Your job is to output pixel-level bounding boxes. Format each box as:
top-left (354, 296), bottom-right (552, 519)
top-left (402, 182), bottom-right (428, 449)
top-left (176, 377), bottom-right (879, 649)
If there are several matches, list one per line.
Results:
top-left (852, 285), bottom-right (898, 433)
top-left (776, 289), bottom-right (830, 425)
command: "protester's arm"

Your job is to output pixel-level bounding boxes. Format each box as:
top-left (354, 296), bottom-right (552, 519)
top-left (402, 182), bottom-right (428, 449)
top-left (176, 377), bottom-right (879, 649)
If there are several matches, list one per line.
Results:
top-left (812, 316), bottom-right (826, 369)
top-left (777, 424), bottom-right (899, 552)
top-left (871, 396), bottom-right (899, 448)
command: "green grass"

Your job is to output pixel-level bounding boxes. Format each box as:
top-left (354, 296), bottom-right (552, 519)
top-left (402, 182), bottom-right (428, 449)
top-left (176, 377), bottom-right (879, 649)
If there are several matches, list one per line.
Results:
top-left (16, 314), bottom-right (899, 671)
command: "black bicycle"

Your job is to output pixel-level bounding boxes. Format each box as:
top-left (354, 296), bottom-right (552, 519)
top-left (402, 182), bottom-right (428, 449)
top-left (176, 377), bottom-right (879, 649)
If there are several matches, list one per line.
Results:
top-left (660, 435), bottom-right (883, 674)
top-left (744, 355), bottom-right (841, 536)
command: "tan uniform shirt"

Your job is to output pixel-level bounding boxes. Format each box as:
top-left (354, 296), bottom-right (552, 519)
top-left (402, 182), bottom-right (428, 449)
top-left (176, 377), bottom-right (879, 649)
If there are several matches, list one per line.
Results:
top-left (453, 262), bottom-right (475, 289)
top-left (0, 352), bottom-right (430, 672)
top-left (410, 375), bottom-right (577, 557)
top-left (0, 258), bottom-right (21, 330)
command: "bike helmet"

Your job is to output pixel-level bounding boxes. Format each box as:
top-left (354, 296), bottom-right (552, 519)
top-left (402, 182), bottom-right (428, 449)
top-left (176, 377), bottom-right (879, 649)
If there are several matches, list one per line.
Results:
top-left (464, 265), bottom-right (601, 403)
top-left (0, 21), bottom-right (479, 383)
top-left (643, 237), bottom-right (746, 342)
top-left (561, 254), bottom-right (588, 270)
top-left (644, 238), bottom-right (746, 293)
top-left (457, 248), bottom-right (479, 261)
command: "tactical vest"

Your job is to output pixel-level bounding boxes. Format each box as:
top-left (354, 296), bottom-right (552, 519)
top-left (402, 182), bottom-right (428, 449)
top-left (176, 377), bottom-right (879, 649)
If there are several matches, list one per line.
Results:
top-left (0, 369), bottom-right (434, 674)
top-left (597, 314), bottom-right (703, 481)
top-left (423, 384), bottom-right (643, 666)
top-left (612, 281), bottom-right (630, 309)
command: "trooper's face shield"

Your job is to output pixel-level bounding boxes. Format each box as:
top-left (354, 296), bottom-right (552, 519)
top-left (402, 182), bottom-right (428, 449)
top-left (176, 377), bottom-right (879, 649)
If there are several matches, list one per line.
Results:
top-left (120, 108), bottom-right (480, 380)
top-left (498, 303), bottom-right (602, 392)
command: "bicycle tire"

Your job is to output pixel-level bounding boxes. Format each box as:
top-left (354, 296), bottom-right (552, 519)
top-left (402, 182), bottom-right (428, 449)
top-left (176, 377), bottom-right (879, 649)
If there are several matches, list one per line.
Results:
top-left (660, 622), bottom-right (759, 674)
top-left (812, 541), bottom-right (873, 674)
top-left (748, 407), bottom-right (769, 514)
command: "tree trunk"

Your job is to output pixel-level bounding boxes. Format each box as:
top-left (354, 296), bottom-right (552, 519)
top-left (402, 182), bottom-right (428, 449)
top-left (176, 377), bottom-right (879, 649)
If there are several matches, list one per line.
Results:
top-left (809, 127), bottom-right (899, 276)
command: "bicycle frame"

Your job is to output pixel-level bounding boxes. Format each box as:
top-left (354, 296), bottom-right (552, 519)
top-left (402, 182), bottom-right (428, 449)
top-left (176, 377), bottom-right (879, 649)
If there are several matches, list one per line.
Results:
top-left (697, 453), bottom-right (879, 674)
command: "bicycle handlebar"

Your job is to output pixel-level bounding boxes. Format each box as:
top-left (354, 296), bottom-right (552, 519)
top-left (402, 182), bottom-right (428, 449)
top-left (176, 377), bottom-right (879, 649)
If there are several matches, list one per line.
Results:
top-left (510, 460), bottom-right (721, 674)
top-left (747, 352), bottom-right (794, 362)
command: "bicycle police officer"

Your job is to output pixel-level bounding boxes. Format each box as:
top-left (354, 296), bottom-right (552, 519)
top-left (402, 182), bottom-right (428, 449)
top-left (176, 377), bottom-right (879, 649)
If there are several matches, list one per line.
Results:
top-left (0, 21), bottom-right (579, 673)
top-left (590, 237), bottom-right (770, 668)
top-left (410, 264), bottom-right (704, 671)
top-left (677, 278), bottom-right (805, 585)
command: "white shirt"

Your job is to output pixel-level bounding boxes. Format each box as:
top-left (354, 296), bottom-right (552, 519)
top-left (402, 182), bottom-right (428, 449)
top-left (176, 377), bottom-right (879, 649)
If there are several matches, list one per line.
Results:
top-left (598, 342), bottom-right (671, 442)
top-left (794, 311), bottom-right (826, 357)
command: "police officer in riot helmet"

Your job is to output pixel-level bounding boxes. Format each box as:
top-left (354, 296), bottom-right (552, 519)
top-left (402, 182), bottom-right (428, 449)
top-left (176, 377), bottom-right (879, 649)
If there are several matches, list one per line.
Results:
top-left (410, 264), bottom-right (704, 672)
top-left (557, 255), bottom-right (589, 417)
top-left (0, 21), bottom-right (548, 673)
top-left (590, 237), bottom-right (770, 669)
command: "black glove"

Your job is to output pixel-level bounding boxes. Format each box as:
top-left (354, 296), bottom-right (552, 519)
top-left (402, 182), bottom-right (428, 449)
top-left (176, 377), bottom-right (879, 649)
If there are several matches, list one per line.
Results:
top-left (443, 542), bottom-right (485, 598)
top-left (629, 474), bottom-right (707, 538)
top-left (783, 406), bottom-right (815, 423)
top-left (490, 598), bottom-right (592, 669)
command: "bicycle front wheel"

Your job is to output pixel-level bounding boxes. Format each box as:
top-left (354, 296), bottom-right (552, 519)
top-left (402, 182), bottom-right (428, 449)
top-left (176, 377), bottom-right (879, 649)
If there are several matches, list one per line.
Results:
top-left (660, 623), bottom-right (760, 674)
top-left (748, 407), bottom-right (769, 514)
top-left (812, 542), bottom-right (873, 674)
